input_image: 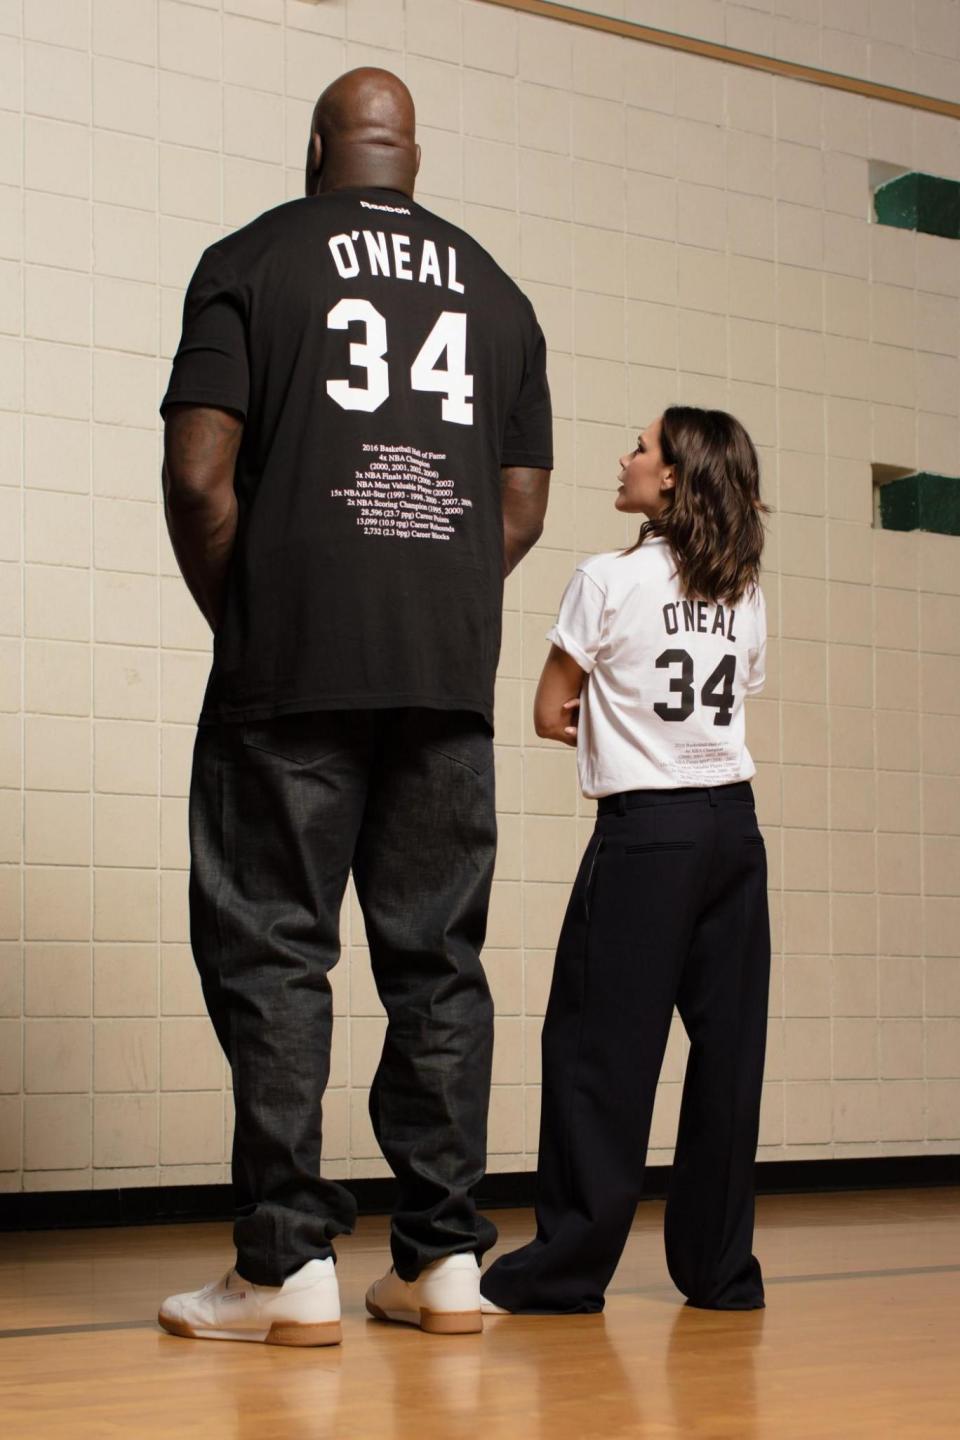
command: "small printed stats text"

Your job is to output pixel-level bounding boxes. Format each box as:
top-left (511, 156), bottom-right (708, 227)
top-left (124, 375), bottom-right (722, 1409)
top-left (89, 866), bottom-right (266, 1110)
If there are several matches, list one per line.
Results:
top-left (331, 443), bottom-right (472, 542)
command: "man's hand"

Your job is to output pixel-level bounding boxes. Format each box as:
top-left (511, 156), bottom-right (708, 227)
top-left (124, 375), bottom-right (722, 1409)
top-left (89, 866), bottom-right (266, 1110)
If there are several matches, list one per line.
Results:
top-left (162, 403), bottom-right (243, 632)
top-left (502, 465), bottom-right (550, 576)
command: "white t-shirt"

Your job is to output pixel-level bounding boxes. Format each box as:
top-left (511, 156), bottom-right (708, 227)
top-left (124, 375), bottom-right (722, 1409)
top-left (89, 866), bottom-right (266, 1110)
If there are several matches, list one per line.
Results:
top-left (546, 539), bottom-right (766, 798)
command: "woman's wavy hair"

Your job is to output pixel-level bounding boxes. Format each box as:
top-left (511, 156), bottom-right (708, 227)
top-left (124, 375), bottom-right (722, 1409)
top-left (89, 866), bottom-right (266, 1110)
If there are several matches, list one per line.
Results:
top-left (625, 406), bottom-right (769, 605)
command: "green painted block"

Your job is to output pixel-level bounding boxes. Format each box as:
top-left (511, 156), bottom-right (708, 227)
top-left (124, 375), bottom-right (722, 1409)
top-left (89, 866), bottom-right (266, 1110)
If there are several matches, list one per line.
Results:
top-left (917, 174), bottom-right (960, 240)
top-left (878, 472), bottom-right (919, 531)
top-left (919, 473), bottom-right (960, 535)
top-left (874, 172), bottom-right (960, 240)
top-left (874, 172), bottom-right (921, 232)
top-left (877, 473), bottom-right (960, 537)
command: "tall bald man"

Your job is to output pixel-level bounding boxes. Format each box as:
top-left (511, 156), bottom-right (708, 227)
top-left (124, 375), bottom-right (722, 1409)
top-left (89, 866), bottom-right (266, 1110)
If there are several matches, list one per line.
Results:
top-left (157, 71), bottom-right (552, 1345)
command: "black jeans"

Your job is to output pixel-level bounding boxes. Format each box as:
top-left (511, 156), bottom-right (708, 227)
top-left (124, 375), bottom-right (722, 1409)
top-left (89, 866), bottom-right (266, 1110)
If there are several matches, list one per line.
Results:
top-left (483, 781), bottom-right (770, 1314)
top-left (188, 707), bottom-right (498, 1286)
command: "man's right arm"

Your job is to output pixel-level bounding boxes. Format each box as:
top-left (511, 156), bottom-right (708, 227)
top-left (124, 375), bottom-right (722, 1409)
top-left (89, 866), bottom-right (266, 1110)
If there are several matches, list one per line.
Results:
top-left (501, 465), bottom-right (550, 577)
top-left (162, 403), bottom-right (243, 632)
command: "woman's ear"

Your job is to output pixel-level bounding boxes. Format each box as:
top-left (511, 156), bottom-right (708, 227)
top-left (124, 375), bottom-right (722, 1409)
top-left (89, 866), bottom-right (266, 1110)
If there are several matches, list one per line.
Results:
top-left (661, 469), bottom-right (676, 493)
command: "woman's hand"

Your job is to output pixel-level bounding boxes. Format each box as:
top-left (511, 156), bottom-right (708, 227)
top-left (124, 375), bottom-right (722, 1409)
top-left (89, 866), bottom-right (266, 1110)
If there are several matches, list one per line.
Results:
top-left (559, 696), bottom-right (580, 746)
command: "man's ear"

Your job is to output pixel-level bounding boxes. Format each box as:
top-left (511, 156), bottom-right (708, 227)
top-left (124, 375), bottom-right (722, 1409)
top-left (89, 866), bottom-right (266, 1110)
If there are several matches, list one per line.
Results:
top-left (414, 143), bottom-right (421, 176)
top-left (305, 131), bottom-right (323, 196)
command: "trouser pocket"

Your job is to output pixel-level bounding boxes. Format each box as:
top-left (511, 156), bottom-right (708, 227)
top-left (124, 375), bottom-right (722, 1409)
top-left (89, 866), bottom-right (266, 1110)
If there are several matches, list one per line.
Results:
top-left (584, 837), bottom-right (604, 919)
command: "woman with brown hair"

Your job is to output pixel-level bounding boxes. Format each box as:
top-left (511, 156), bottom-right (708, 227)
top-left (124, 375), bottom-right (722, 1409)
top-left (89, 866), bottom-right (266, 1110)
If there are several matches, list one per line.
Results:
top-left (481, 406), bottom-right (771, 1316)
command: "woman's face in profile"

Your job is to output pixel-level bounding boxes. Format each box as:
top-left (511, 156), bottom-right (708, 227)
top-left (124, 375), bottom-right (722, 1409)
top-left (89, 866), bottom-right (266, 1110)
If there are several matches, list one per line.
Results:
top-left (616, 416), bottom-right (674, 518)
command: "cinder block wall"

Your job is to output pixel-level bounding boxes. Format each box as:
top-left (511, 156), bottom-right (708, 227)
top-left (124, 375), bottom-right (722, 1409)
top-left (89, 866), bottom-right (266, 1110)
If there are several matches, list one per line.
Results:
top-left (0, 0), bottom-right (958, 1194)
top-left (568, 0), bottom-right (960, 105)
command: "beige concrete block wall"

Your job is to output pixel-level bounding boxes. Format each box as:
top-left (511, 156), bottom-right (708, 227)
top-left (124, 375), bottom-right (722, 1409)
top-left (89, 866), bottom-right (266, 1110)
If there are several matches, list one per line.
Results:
top-left (0, 0), bottom-right (958, 1192)
top-left (566, 0), bottom-right (960, 106)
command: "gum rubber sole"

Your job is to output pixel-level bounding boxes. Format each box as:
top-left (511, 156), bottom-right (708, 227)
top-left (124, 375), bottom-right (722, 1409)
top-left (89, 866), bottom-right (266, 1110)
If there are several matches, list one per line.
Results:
top-left (266, 1321), bottom-right (342, 1347)
top-left (365, 1298), bottom-right (482, 1335)
top-left (420, 1309), bottom-right (483, 1335)
top-left (158, 1311), bottom-right (342, 1346)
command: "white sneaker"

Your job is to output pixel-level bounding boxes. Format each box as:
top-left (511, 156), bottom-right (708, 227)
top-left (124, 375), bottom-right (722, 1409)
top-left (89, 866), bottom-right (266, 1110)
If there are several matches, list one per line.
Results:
top-left (158, 1257), bottom-right (341, 1346)
top-left (365, 1253), bottom-right (482, 1334)
top-left (479, 1290), bottom-right (511, 1315)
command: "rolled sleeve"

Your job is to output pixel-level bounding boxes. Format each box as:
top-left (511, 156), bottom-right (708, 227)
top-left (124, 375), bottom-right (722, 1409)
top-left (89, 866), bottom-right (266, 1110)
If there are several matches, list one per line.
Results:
top-left (546, 566), bottom-right (606, 675)
top-left (745, 585), bottom-right (767, 695)
top-left (745, 640), bottom-right (766, 695)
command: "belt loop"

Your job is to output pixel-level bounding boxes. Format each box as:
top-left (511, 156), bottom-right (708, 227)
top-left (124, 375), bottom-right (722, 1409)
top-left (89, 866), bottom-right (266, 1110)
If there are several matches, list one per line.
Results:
top-left (707, 786), bottom-right (718, 807)
top-left (616, 793), bottom-right (627, 816)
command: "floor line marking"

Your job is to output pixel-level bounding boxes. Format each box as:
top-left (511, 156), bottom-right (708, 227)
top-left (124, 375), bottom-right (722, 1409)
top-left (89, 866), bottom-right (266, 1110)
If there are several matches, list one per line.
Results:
top-left (765, 1263), bottom-right (960, 1286)
top-left (2, 1265), bottom-right (958, 1338)
top-left (0, 1319), bottom-right (157, 1339)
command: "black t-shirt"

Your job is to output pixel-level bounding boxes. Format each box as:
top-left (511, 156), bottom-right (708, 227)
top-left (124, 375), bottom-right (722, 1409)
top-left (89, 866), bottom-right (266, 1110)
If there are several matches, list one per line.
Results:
top-left (160, 187), bottom-right (553, 727)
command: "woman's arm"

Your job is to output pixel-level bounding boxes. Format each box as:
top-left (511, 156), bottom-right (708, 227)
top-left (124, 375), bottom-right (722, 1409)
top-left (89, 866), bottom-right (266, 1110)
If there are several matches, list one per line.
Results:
top-left (534, 645), bottom-right (586, 748)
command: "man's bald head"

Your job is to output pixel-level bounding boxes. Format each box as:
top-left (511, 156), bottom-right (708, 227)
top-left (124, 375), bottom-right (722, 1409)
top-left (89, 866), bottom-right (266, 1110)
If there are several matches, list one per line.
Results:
top-left (306, 68), bottom-right (420, 198)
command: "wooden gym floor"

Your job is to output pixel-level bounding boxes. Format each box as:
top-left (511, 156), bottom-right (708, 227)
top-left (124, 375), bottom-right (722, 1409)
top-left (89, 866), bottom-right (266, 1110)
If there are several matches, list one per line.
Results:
top-left (0, 1188), bottom-right (957, 1439)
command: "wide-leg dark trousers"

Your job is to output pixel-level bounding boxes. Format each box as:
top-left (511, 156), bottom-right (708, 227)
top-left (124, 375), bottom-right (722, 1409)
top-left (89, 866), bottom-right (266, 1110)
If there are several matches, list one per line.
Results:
top-left (189, 707), bottom-right (498, 1286)
top-left (483, 780), bottom-right (770, 1314)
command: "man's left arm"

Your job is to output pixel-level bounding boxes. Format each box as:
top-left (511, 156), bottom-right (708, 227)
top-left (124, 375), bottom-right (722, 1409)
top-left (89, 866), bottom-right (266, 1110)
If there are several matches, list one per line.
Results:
top-left (502, 465), bottom-right (550, 577)
top-left (162, 403), bottom-right (243, 632)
